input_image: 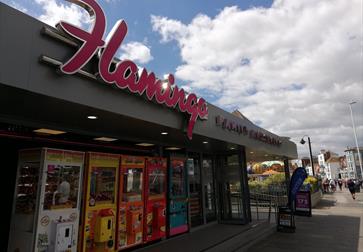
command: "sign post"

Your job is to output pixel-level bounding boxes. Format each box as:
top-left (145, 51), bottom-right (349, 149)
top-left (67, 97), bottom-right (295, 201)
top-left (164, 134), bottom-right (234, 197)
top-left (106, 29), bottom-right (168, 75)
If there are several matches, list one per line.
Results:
top-left (277, 167), bottom-right (307, 232)
top-left (294, 191), bottom-right (312, 217)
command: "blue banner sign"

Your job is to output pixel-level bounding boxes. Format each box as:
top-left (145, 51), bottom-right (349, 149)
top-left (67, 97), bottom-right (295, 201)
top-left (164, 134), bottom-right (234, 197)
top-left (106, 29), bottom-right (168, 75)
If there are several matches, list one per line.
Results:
top-left (289, 167), bottom-right (307, 208)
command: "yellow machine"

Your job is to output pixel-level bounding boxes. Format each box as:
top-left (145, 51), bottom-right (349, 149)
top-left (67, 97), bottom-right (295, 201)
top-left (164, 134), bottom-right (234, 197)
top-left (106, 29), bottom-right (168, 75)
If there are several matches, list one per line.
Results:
top-left (95, 215), bottom-right (114, 243)
top-left (80, 152), bottom-right (120, 252)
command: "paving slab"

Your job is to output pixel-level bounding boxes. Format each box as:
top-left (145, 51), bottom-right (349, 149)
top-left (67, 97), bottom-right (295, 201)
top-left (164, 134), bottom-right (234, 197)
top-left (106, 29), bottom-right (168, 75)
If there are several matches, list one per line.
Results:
top-left (244, 189), bottom-right (363, 252)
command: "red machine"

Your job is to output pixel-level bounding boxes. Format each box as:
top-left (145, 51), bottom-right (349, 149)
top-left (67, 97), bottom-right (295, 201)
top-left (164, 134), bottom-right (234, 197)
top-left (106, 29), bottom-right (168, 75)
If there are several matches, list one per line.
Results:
top-left (117, 155), bottom-right (145, 250)
top-left (143, 157), bottom-right (167, 243)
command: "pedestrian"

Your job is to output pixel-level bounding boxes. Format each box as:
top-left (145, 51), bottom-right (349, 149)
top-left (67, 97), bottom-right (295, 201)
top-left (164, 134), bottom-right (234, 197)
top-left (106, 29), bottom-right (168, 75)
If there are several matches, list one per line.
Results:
top-left (329, 179), bottom-right (336, 192)
top-left (347, 179), bottom-right (356, 200)
top-left (323, 179), bottom-right (329, 193)
top-left (338, 179), bottom-right (343, 191)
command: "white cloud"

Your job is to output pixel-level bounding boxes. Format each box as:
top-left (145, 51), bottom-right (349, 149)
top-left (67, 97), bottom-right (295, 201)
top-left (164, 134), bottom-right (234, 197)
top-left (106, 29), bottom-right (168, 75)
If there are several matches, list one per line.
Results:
top-left (152, 0), bottom-right (363, 157)
top-left (119, 41), bottom-right (153, 64)
top-left (7, 1), bottom-right (28, 13)
top-left (35, 0), bottom-right (90, 27)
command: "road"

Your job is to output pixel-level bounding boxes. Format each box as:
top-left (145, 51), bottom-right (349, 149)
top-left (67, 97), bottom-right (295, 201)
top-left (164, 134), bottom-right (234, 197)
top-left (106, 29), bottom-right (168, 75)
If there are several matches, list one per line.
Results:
top-left (244, 189), bottom-right (363, 252)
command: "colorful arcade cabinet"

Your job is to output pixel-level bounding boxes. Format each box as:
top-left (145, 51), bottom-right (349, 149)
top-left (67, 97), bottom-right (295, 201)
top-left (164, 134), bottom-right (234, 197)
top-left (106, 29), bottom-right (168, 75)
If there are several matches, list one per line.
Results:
top-left (80, 152), bottom-right (119, 252)
top-left (168, 157), bottom-right (189, 237)
top-left (117, 155), bottom-right (145, 250)
top-left (143, 157), bottom-right (167, 243)
top-left (8, 148), bottom-right (85, 252)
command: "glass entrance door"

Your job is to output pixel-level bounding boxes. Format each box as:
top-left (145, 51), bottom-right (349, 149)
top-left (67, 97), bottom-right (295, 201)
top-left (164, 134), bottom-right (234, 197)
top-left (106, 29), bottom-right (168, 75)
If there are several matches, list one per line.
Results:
top-left (202, 158), bottom-right (216, 223)
top-left (187, 157), bottom-right (203, 227)
top-left (218, 154), bottom-right (245, 223)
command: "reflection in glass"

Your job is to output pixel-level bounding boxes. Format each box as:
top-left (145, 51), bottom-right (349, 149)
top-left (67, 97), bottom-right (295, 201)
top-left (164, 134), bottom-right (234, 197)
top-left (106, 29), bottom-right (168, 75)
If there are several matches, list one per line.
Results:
top-left (148, 169), bottom-right (165, 196)
top-left (171, 160), bottom-right (185, 197)
top-left (202, 159), bottom-right (216, 222)
top-left (188, 157), bottom-right (203, 227)
top-left (15, 162), bottom-right (40, 214)
top-left (220, 155), bottom-right (244, 221)
top-left (89, 167), bottom-right (116, 205)
top-left (43, 165), bottom-right (80, 210)
top-left (122, 168), bottom-right (143, 202)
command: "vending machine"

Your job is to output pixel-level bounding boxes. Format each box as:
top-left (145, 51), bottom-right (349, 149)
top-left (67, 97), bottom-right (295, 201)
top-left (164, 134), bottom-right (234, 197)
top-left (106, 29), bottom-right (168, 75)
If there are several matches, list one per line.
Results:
top-left (168, 157), bottom-right (189, 237)
top-left (143, 157), bottom-right (167, 243)
top-left (117, 155), bottom-right (145, 250)
top-left (80, 152), bottom-right (120, 252)
top-left (8, 148), bottom-right (85, 252)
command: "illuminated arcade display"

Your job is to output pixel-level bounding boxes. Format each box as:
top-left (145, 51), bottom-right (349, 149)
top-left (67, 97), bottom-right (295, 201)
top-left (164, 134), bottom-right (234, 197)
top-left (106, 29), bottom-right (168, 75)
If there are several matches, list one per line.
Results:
top-left (8, 148), bottom-right (85, 252)
top-left (168, 157), bottom-right (189, 236)
top-left (143, 157), bottom-right (167, 243)
top-left (117, 155), bottom-right (145, 250)
top-left (80, 152), bottom-right (119, 252)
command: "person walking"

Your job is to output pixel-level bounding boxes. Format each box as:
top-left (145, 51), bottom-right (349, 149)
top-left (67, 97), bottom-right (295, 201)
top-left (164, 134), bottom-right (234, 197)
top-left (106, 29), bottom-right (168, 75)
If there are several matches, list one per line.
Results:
top-left (329, 179), bottom-right (336, 192)
top-left (347, 179), bottom-right (356, 200)
top-left (338, 179), bottom-right (343, 191)
top-left (323, 178), bottom-right (329, 193)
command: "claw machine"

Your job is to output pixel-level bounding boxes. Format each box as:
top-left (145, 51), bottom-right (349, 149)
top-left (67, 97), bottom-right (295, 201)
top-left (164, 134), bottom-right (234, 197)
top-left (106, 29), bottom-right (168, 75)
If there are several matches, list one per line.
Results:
top-left (80, 152), bottom-right (119, 252)
top-left (8, 148), bottom-right (85, 252)
top-left (143, 157), bottom-right (167, 243)
top-left (117, 155), bottom-right (145, 250)
top-left (168, 157), bottom-right (189, 237)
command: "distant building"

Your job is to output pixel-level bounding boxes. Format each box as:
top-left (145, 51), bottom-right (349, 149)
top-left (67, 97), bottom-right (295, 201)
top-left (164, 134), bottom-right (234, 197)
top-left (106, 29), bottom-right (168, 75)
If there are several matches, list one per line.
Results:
top-left (296, 156), bottom-right (318, 176)
top-left (345, 147), bottom-right (363, 179)
top-left (338, 156), bottom-right (348, 179)
top-left (325, 156), bottom-right (340, 180)
top-left (317, 150), bottom-right (339, 179)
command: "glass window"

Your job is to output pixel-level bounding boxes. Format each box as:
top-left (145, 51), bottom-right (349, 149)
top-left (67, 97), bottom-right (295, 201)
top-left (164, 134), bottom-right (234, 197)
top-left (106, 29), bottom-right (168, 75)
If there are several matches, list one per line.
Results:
top-left (188, 157), bottom-right (203, 227)
top-left (148, 169), bottom-right (165, 196)
top-left (171, 159), bottom-right (185, 197)
top-left (122, 168), bottom-right (143, 202)
top-left (43, 164), bottom-right (81, 210)
top-left (89, 167), bottom-right (116, 206)
top-left (15, 162), bottom-right (40, 214)
top-left (202, 158), bottom-right (216, 222)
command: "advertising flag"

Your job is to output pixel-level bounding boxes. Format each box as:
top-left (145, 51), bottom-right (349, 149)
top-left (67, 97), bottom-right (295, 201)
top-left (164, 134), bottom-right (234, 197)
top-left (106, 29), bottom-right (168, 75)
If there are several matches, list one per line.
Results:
top-left (288, 167), bottom-right (307, 208)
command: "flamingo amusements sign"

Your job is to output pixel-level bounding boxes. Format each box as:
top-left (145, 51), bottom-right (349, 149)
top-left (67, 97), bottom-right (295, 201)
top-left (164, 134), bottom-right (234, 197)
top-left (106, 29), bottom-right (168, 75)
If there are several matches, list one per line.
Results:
top-left (46, 0), bottom-right (208, 140)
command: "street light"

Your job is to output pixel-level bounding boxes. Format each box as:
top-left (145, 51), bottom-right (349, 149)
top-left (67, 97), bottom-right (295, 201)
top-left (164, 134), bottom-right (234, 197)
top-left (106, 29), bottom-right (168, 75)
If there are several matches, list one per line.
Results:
top-left (348, 101), bottom-right (363, 179)
top-left (300, 135), bottom-right (315, 176)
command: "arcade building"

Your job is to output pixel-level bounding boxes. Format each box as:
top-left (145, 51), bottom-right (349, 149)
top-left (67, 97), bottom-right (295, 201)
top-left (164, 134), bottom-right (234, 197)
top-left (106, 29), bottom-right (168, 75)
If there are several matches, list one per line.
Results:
top-left (1, 2), bottom-right (297, 251)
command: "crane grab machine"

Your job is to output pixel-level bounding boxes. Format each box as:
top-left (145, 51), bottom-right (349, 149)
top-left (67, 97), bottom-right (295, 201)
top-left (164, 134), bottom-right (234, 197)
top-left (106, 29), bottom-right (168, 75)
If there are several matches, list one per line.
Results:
top-left (80, 152), bottom-right (120, 252)
top-left (8, 148), bottom-right (85, 252)
top-left (117, 155), bottom-right (145, 250)
top-left (143, 157), bottom-right (167, 243)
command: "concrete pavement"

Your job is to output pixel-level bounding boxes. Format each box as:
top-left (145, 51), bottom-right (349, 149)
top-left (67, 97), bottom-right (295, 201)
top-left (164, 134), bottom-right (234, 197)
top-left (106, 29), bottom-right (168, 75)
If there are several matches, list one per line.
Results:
top-left (244, 189), bottom-right (363, 252)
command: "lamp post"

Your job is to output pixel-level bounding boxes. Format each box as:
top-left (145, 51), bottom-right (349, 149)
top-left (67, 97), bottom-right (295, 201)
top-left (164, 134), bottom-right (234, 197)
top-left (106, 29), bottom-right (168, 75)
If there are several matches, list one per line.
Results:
top-left (348, 101), bottom-right (363, 179)
top-left (300, 136), bottom-right (315, 176)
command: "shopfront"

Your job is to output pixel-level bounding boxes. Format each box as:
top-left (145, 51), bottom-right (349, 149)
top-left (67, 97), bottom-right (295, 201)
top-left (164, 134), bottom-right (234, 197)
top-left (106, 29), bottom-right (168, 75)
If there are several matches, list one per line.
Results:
top-left (0, 2), bottom-right (297, 251)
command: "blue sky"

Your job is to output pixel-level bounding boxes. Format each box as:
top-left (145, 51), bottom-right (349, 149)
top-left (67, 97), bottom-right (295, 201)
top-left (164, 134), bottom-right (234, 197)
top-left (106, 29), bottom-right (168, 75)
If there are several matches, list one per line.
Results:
top-left (1, 0), bottom-right (362, 157)
top-left (3, 0), bottom-right (272, 81)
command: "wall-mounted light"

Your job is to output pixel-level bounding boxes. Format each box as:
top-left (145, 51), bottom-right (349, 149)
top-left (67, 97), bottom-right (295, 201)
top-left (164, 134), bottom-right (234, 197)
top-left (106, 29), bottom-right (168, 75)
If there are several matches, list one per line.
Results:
top-left (165, 147), bottom-right (181, 150)
top-left (135, 143), bottom-right (155, 147)
top-left (161, 132), bottom-right (168, 135)
top-left (94, 137), bottom-right (118, 142)
top-left (33, 128), bottom-right (66, 135)
top-left (87, 115), bottom-right (98, 120)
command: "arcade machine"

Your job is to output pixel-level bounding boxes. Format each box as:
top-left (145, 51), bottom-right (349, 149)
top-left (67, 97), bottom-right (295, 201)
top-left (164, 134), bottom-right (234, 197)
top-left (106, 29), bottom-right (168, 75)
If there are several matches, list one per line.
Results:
top-left (8, 148), bottom-right (85, 252)
top-left (168, 157), bottom-right (189, 237)
top-left (117, 155), bottom-right (145, 250)
top-left (80, 152), bottom-right (120, 252)
top-left (143, 157), bottom-right (167, 243)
